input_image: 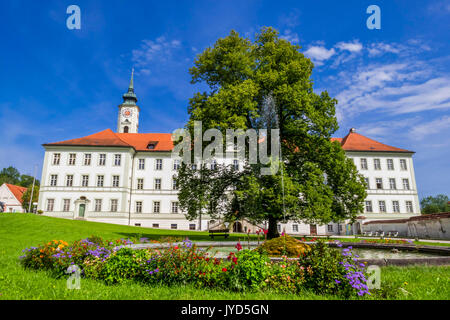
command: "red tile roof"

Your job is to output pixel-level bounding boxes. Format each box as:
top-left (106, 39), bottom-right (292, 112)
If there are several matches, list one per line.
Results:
top-left (333, 130), bottom-right (413, 153)
top-left (43, 129), bottom-right (174, 152)
top-left (5, 184), bottom-right (27, 204)
top-left (43, 128), bottom-right (412, 153)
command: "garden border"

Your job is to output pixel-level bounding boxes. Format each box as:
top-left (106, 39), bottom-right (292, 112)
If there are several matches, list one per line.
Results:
top-left (126, 241), bottom-right (450, 266)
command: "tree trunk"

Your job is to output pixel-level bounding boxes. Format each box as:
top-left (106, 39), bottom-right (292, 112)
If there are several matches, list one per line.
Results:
top-left (267, 215), bottom-right (279, 239)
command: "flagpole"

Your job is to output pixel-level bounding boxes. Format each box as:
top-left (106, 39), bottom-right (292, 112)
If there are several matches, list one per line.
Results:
top-left (28, 165), bottom-right (37, 213)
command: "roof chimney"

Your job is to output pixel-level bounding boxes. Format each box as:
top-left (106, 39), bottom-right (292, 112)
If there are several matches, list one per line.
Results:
top-left (350, 128), bottom-right (356, 133)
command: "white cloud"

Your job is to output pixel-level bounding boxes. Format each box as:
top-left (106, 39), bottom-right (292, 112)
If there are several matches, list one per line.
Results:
top-left (410, 116), bottom-right (450, 139)
top-left (335, 40), bottom-right (363, 53)
top-left (132, 36), bottom-right (182, 71)
top-left (304, 46), bottom-right (335, 65)
top-left (280, 29), bottom-right (300, 44)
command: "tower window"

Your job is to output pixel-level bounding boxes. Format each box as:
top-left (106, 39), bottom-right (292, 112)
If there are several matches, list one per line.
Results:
top-left (124, 126), bottom-right (129, 133)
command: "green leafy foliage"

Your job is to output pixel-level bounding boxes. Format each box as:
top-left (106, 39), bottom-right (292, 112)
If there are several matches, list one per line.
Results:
top-left (176, 27), bottom-right (367, 239)
top-left (420, 194), bottom-right (449, 214)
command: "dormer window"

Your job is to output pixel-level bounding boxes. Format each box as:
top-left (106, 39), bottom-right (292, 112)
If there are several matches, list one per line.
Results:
top-left (147, 141), bottom-right (158, 150)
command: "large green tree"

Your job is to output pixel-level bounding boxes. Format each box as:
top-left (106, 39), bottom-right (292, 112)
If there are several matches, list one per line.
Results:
top-left (176, 27), bottom-right (366, 239)
top-left (420, 194), bottom-right (449, 214)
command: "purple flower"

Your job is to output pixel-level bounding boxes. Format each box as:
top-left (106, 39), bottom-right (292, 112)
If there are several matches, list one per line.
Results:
top-left (335, 280), bottom-right (341, 284)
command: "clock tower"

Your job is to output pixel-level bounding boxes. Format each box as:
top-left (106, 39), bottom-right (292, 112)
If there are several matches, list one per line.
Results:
top-left (117, 69), bottom-right (140, 133)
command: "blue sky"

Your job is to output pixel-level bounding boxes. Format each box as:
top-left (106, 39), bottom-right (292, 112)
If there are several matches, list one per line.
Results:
top-left (0, 0), bottom-right (449, 199)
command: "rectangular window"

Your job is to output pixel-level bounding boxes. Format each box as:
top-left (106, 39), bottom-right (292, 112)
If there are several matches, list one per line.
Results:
top-left (403, 179), bottom-right (410, 190)
top-left (53, 153), bottom-right (60, 165)
top-left (94, 199), bottom-right (102, 212)
top-left (99, 154), bottom-right (106, 166)
top-left (66, 175), bottom-right (73, 187)
top-left (172, 177), bottom-right (177, 190)
top-left (392, 201), bottom-right (400, 213)
top-left (46, 199), bottom-right (54, 212)
top-left (211, 160), bottom-right (217, 170)
top-left (138, 159), bottom-right (145, 170)
top-left (406, 201), bottom-right (414, 213)
top-left (233, 159), bottom-right (239, 170)
top-left (50, 174), bottom-right (58, 187)
top-left (156, 159), bottom-right (163, 170)
top-left (376, 178), bottom-right (383, 189)
top-left (82, 175), bottom-right (89, 187)
top-left (154, 178), bottom-right (161, 190)
top-left (63, 199), bottom-right (70, 212)
top-left (327, 225), bottom-right (333, 232)
top-left (153, 201), bottom-right (160, 213)
top-left (360, 158), bottom-right (368, 170)
top-left (135, 201), bottom-right (142, 213)
top-left (387, 159), bottom-right (394, 170)
top-left (137, 178), bottom-right (144, 190)
top-left (171, 202), bottom-right (179, 214)
top-left (152, 224), bottom-right (159, 228)
top-left (110, 199), bottom-right (118, 212)
top-left (114, 154), bottom-right (121, 166)
top-left (112, 175), bottom-right (120, 187)
top-left (173, 159), bottom-right (180, 170)
top-left (292, 224), bottom-right (298, 232)
top-left (171, 224), bottom-right (177, 230)
top-left (189, 224), bottom-right (196, 230)
top-left (374, 159), bottom-right (381, 170)
top-left (364, 177), bottom-right (370, 189)
top-left (97, 175), bottom-right (104, 187)
top-left (84, 154), bottom-right (91, 166)
top-left (365, 201), bottom-right (373, 213)
top-left (400, 159), bottom-right (407, 170)
top-left (389, 178), bottom-right (396, 190)
top-left (68, 153), bottom-right (76, 165)
top-left (379, 201), bottom-right (386, 213)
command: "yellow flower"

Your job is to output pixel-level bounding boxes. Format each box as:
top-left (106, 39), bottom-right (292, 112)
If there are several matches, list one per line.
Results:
top-left (404, 281), bottom-right (408, 285)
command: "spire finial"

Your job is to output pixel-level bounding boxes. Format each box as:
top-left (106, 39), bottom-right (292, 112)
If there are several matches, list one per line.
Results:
top-left (129, 67), bottom-right (134, 90)
top-left (122, 68), bottom-right (138, 105)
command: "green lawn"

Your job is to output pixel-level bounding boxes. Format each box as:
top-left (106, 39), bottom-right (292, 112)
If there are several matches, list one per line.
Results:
top-left (0, 213), bottom-right (449, 300)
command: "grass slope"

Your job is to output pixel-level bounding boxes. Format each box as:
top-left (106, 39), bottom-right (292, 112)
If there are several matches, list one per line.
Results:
top-left (0, 213), bottom-right (449, 300)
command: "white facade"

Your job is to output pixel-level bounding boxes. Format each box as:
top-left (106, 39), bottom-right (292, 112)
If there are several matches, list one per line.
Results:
top-left (37, 76), bottom-right (421, 235)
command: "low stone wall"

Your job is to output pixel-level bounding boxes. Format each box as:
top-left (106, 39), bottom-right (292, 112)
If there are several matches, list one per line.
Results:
top-left (362, 212), bottom-right (450, 240)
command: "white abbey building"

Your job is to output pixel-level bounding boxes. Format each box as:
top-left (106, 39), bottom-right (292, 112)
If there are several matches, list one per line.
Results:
top-left (37, 73), bottom-right (421, 235)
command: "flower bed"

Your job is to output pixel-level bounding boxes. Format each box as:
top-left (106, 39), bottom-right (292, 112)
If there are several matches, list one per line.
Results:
top-left (19, 236), bottom-right (371, 298)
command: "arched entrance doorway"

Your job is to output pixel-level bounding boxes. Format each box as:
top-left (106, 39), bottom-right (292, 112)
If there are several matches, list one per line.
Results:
top-left (74, 196), bottom-right (90, 219)
top-left (233, 221), bottom-right (243, 233)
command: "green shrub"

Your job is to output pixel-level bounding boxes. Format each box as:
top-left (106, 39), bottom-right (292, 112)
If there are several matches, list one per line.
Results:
top-left (256, 235), bottom-right (310, 257)
top-left (298, 239), bottom-right (369, 297)
top-left (228, 250), bottom-right (271, 291)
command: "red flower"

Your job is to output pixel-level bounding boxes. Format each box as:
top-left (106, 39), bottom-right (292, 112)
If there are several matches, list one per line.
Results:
top-left (263, 229), bottom-right (268, 235)
top-left (174, 245), bottom-right (179, 249)
top-left (232, 257), bottom-right (238, 264)
top-left (222, 268), bottom-right (227, 272)
top-left (235, 242), bottom-right (242, 251)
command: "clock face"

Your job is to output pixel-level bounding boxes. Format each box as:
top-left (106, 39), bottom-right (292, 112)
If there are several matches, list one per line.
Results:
top-left (122, 108), bottom-right (132, 118)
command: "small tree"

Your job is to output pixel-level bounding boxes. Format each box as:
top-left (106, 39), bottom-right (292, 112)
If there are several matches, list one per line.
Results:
top-left (21, 186), bottom-right (40, 212)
